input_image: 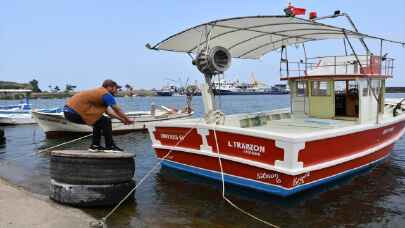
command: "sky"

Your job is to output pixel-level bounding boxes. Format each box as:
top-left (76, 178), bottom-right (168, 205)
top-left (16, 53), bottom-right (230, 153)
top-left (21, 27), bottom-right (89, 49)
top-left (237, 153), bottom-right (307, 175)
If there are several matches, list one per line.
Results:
top-left (0, 0), bottom-right (404, 90)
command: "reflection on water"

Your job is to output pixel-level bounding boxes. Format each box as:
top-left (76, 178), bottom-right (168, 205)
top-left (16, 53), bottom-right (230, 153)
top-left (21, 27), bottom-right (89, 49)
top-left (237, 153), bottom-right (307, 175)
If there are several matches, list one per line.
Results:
top-left (0, 94), bottom-right (405, 227)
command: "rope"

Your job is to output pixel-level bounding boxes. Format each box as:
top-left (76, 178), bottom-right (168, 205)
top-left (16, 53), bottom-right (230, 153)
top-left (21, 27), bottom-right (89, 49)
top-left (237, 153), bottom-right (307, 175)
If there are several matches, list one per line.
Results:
top-left (212, 124), bottom-right (280, 228)
top-left (93, 119), bottom-right (279, 228)
top-left (0, 129), bottom-right (90, 163)
top-left (93, 126), bottom-right (199, 228)
top-left (37, 133), bottom-right (93, 154)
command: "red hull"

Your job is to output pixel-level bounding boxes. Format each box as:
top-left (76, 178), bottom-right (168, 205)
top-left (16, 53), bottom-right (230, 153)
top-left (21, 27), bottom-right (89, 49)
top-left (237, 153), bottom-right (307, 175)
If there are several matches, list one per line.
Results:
top-left (156, 143), bottom-right (392, 190)
top-left (150, 120), bottom-right (405, 195)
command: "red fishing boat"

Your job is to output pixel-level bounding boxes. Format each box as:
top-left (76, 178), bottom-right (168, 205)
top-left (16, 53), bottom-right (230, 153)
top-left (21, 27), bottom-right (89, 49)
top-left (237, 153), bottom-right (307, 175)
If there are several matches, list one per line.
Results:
top-left (146, 7), bottom-right (405, 196)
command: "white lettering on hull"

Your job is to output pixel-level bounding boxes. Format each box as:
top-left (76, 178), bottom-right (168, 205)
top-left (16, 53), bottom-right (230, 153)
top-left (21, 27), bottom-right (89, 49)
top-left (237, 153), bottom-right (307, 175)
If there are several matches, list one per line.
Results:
top-left (257, 172), bottom-right (282, 184)
top-left (160, 133), bottom-right (185, 141)
top-left (293, 172), bottom-right (310, 187)
top-left (227, 140), bottom-right (265, 156)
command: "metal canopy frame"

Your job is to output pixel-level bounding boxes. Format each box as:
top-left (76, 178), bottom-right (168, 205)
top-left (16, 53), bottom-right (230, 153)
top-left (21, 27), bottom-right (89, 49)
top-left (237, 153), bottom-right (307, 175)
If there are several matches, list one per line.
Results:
top-left (148, 15), bottom-right (405, 60)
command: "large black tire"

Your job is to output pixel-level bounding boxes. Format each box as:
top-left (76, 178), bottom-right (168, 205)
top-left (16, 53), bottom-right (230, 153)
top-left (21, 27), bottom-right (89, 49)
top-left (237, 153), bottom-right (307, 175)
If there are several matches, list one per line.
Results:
top-left (50, 179), bottom-right (135, 207)
top-left (50, 151), bottom-right (135, 185)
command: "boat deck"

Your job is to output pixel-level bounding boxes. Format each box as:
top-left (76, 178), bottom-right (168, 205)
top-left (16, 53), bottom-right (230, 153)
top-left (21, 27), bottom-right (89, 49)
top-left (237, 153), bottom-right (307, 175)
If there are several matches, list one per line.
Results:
top-left (249, 117), bottom-right (357, 135)
top-left (156, 100), bottom-right (405, 138)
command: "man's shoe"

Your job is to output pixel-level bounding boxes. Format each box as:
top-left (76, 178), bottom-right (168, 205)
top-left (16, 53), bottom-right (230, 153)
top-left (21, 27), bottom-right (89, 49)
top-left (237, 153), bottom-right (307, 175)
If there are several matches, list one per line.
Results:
top-left (104, 144), bottom-right (124, 153)
top-left (88, 145), bottom-right (106, 152)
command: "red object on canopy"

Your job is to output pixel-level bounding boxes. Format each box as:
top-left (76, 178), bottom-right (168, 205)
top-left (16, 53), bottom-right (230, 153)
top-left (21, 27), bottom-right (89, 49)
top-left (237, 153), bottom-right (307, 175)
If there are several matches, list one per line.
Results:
top-left (288, 5), bottom-right (306, 16)
top-left (309, 11), bottom-right (318, 19)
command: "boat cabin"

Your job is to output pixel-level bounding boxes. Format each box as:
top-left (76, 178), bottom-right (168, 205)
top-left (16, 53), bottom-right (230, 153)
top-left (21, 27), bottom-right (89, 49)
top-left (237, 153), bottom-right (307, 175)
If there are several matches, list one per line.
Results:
top-left (283, 54), bottom-right (391, 123)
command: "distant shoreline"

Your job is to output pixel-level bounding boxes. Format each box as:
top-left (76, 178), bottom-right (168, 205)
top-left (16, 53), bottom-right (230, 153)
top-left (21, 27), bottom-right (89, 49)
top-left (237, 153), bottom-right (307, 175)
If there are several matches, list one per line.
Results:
top-left (0, 87), bottom-right (404, 100)
top-left (0, 90), bottom-right (156, 100)
top-left (385, 87), bottom-right (405, 93)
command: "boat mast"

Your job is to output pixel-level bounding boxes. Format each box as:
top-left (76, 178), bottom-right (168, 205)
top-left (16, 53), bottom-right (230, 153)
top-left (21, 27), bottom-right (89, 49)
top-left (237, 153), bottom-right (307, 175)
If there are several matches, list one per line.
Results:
top-left (191, 25), bottom-right (231, 124)
top-left (200, 25), bottom-right (216, 116)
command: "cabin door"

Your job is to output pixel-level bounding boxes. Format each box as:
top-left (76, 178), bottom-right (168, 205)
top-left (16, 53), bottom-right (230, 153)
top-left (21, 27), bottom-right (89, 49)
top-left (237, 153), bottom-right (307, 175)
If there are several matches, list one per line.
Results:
top-left (291, 81), bottom-right (308, 116)
top-left (334, 80), bottom-right (359, 118)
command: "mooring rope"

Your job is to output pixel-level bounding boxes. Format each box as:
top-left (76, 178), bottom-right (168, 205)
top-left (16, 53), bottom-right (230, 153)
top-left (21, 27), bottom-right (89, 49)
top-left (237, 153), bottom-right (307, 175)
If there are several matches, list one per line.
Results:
top-left (37, 133), bottom-right (93, 154)
top-left (92, 126), bottom-right (198, 228)
top-left (212, 125), bottom-right (280, 228)
top-left (0, 133), bottom-right (93, 164)
top-left (93, 121), bottom-right (279, 228)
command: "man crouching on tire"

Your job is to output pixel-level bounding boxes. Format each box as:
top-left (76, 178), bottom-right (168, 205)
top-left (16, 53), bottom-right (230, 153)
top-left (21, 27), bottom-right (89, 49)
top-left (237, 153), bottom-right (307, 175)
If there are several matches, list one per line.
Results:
top-left (63, 79), bottom-right (134, 152)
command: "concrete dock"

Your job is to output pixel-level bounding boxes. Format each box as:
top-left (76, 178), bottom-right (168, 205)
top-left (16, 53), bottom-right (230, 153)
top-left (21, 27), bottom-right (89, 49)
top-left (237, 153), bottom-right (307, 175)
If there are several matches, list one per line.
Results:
top-left (0, 178), bottom-right (93, 228)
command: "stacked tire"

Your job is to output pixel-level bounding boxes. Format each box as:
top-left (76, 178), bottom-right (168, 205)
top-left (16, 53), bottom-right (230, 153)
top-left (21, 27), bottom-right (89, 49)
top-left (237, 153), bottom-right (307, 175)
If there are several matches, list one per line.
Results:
top-left (49, 150), bottom-right (135, 207)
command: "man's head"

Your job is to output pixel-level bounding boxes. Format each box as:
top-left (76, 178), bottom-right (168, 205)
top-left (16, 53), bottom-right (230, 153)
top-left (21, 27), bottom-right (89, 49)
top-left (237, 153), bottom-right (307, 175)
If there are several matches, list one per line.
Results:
top-left (102, 79), bottom-right (122, 96)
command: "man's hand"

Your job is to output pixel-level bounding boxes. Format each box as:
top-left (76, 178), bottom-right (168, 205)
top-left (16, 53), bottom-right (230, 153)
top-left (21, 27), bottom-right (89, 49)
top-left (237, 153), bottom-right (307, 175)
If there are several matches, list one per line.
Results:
top-left (108, 105), bottom-right (135, 125)
top-left (124, 118), bottom-right (135, 125)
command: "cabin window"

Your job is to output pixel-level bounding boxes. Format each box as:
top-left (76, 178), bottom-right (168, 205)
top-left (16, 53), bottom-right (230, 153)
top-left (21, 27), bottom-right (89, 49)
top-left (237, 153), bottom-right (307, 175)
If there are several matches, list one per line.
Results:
top-left (296, 81), bottom-right (307, 96)
top-left (311, 81), bottom-right (329, 96)
top-left (371, 80), bottom-right (381, 95)
top-left (362, 87), bottom-right (369, 96)
top-left (347, 81), bottom-right (359, 96)
top-left (361, 80), bottom-right (368, 96)
top-left (334, 81), bottom-right (345, 95)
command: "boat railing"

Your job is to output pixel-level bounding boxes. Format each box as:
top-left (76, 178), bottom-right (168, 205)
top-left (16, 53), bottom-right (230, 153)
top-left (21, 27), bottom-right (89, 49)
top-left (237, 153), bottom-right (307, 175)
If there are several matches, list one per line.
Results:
top-left (280, 55), bottom-right (394, 79)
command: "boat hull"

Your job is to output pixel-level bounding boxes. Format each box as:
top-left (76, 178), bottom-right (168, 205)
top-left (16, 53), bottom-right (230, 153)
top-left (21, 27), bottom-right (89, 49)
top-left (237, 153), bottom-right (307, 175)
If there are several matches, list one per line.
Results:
top-left (33, 111), bottom-right (193, 138)
top-left (149, 118), bottom-right (405, 196)
top-left (0, 115), bottom-right (36, 125)
top-left (156, 143), bottom-right (392, 196)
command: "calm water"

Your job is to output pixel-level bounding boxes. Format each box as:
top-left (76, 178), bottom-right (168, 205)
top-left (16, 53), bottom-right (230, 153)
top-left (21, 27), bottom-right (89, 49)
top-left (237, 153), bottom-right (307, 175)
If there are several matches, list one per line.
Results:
top-left (0, 94), bottom-right (405, 228)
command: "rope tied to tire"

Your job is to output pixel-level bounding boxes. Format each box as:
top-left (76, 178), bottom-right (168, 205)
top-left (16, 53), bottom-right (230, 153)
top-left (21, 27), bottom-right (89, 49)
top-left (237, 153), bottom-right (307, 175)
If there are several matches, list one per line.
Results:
top-left (38, 133), bottom-right (93, 154)
top-left (92, 119), bottom-right (279, 228)
top-left (90, 124), bottom-right (200, 228)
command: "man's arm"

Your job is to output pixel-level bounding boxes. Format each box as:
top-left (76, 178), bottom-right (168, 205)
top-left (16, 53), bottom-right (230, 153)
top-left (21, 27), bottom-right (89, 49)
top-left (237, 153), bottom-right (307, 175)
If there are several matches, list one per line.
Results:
top-left (102, 93), bottom-right (134, 124)
top-left (106, 107), bottom-right (124, 122)
top-left (108, 105), bottom-right (134, 125)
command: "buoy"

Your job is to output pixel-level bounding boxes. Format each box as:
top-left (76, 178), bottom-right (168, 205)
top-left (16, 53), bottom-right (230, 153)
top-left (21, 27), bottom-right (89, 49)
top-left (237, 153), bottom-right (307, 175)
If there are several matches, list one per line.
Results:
top-left (49, 150), bottom-right (135, 207)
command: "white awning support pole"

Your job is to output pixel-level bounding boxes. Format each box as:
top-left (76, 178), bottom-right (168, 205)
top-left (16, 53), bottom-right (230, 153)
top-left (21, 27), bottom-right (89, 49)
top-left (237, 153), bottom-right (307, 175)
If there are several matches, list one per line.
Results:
top-left (202, 74), bottom-right (216, 115)
top-left (341, 13), bottom-right (371, 54)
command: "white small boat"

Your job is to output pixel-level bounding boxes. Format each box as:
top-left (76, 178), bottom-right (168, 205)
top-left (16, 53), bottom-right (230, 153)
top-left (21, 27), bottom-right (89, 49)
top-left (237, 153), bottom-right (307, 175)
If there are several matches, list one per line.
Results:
top-left (0, 113), bottom-right (36, 125)
top-left (32, 106), bottom-right (193, 137)
top-left (0, 89), bottom-right (37, 125)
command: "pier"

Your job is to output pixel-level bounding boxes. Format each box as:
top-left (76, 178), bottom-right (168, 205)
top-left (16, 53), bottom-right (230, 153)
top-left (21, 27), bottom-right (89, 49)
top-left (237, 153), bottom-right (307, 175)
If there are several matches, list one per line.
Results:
top-left (0, 178), bottom-right (92, 228)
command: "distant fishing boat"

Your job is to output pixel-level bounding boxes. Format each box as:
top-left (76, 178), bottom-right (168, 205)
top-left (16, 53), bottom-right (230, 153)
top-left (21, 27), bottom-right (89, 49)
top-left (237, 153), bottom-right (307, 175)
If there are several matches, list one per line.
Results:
top-left (33, 105), bottom-right (193, 138)
top-left (146, 6), bottom-right (405, 196)
top-left (0, 89), bottom-right (37, 125)
top-left (213, 75), bottom-right (289, 95)
top-left (155, 85), bottom-right (177, 96)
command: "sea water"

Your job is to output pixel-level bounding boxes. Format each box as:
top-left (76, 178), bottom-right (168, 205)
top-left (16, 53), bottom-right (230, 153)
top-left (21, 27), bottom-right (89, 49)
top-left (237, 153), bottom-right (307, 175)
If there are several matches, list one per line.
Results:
top-left (0, 94), bottom-right (404, 227)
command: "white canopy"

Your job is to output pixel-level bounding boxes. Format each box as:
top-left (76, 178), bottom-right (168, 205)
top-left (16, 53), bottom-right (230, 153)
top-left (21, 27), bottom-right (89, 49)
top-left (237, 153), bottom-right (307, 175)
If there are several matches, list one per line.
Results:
top-left (148, 16), bottom-right (404, 59)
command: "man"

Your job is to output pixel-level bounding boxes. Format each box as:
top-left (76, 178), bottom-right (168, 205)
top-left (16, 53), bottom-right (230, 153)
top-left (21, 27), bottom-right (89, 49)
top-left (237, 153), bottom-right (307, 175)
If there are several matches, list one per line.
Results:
top-left (63, 79), bottom-right (134, 152)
